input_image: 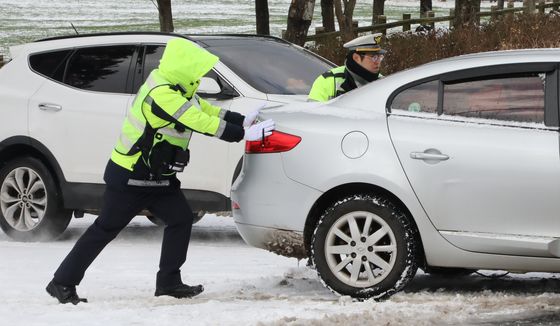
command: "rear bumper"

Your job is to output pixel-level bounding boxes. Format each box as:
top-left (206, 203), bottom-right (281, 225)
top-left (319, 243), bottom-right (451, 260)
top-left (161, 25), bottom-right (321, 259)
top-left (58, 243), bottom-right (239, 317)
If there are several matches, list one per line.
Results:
top-left (231, 153), bottom-right (321, 256)
top-left (235, 222), bottom-right (306, 259)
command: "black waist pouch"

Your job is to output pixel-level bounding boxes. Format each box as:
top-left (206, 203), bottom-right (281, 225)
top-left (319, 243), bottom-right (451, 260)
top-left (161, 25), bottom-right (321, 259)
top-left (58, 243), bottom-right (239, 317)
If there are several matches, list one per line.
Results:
top-left (149, 140), bottom-right (190, 179)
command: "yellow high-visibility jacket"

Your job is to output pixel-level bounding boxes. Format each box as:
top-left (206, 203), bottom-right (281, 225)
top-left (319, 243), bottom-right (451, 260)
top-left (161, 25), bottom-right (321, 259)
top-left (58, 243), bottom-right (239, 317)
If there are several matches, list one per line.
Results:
top-left (111, 38), bottom-right (243, 175)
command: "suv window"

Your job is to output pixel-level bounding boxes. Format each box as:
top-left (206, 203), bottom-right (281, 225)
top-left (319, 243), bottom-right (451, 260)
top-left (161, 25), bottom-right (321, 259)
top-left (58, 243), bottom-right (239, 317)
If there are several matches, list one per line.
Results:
top-left (64, 45), bottom-right (135, 93)
top-left (29, 50), bottom-right (72, 82)
top-left (443, 73), bottom-right (545, 124)
top-left (142, 45), bottom-right (165, 82)
top-left (391, 80), bottom-right (438, 113)
top-left (203, 39), bottom-right (333, 95)
top-left (135, 45), bottom-right (235, 97)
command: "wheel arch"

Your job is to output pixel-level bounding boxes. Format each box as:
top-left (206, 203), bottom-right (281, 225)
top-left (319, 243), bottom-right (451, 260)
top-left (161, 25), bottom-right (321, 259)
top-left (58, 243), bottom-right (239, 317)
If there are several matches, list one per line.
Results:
top-left (0, 136), bottom-right (67, 204)
top-left (304, 182), bottom-right (426, 267)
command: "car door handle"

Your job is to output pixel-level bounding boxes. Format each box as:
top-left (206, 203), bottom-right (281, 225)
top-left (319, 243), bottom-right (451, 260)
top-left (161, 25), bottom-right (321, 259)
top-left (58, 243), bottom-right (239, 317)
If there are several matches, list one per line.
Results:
top-left (410, 152), bottom-right (449, 161)
top-left (38, 103), bottom-right (62, 112)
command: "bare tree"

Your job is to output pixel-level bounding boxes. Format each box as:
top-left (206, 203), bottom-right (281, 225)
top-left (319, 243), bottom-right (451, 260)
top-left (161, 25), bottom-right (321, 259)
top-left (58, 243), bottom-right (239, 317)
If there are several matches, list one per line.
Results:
top-left (256, 0), bottom-right (270, 35)
top-left (156, 0), bottom-right (174, 32)
top-left (420, 0), bottom-right (432, 17)
top-left (334, 0), bottom-right (357, 42)
top-left (454, 0), bottom-right (481, 28)
top-left (497, 0), bottom-right (505, 9)
top-left (284, 0), bottom-right (316, 45)
top-left (372, 0), bottom-right (385, 24)
top-left (321, 0), bottom-right (335, 32)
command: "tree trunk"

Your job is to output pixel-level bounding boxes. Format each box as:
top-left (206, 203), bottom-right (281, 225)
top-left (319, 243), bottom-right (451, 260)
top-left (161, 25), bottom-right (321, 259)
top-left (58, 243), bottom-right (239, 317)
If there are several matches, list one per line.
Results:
top-left (372, 0), bottom-right (385, 24)
top-left (420, 0), bottom-right (433, 17)
top-left (334, 0), bottom-right (357, 42)
top-left (497, 0), bottom-right (505, 9)
top-left (284, 0), bottom-right (316, 46)
top-left (454, 0), bottom-right (481, 28)
top-left (157, 0), bottom-right (174, 32)
top-left (321, 0), bottom-right (335, 32)
top-left (256, 0), bottom-right (270, 35)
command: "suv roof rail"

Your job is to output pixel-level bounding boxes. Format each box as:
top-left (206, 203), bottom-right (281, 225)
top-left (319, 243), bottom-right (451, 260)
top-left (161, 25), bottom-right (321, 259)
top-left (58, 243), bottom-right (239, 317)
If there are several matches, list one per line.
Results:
top-left (34, 31), bottom-right (193, 43)
top-left (186, 33), bottom-right (289, 43)
top-left (33, 31), bottom-right (291, 45)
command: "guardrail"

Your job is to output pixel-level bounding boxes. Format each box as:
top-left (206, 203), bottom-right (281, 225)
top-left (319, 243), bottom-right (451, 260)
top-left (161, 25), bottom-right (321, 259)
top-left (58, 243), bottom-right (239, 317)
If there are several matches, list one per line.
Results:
top-left (306, 0), bottom-right (560, 41)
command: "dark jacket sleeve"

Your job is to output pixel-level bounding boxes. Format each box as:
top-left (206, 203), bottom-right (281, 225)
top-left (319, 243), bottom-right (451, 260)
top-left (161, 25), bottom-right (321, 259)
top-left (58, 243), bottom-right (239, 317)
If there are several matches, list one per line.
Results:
top-left (224, 110), bottom-right (245, 126)
top-left (219, 122), bottom-right (245, 142)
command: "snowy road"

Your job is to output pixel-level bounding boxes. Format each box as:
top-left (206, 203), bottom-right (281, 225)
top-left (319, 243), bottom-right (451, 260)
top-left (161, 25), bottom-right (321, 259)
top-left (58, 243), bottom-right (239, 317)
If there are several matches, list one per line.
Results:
top-left (1, 214), bottom-right (559, 325)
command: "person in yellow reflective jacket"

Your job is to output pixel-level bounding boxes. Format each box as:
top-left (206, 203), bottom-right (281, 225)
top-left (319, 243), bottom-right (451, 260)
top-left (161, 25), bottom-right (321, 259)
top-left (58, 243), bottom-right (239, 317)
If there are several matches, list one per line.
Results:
top-left (308, 33), bottom-right (386, 102)
top-left (46, 38), bottom-right (274, 304)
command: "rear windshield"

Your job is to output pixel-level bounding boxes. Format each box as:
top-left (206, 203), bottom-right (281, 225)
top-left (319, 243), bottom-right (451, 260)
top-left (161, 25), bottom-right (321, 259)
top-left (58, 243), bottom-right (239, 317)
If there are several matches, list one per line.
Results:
top-left (203, 38), bottom-right (334, 95)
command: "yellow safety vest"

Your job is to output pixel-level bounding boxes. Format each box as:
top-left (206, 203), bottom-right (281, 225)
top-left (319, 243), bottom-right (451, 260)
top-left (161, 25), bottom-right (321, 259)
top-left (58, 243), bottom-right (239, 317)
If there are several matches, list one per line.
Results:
top-left (308, 66), bottom-right (348, 102)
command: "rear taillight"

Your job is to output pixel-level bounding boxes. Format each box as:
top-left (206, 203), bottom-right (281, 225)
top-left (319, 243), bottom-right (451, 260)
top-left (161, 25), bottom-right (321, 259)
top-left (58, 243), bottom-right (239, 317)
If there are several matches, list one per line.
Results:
top-left (245, 130), bottom-right (301, 154)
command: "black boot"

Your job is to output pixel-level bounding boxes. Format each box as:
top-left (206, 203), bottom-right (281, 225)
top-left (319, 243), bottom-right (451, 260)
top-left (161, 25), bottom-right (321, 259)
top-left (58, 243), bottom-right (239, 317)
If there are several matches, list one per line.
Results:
top-left (155, 283), bottom-right (204, 298)
top-left (46, 280), bottom-right (88, 305)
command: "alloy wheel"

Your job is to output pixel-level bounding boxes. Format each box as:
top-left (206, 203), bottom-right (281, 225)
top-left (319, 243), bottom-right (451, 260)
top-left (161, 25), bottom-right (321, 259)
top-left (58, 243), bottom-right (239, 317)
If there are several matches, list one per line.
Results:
top-left (0, 167), bottom-right (47, 231)
top-left (324, 210), bottom-right (397, 287)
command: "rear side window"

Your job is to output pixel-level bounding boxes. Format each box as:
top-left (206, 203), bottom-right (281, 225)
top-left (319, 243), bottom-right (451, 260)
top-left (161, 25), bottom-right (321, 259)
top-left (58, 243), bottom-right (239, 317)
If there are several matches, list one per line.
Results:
top-left (391, 80), bottom-right (438, 113)
top-left (29, 50), bottom-right (71, 82)
top-left (142, 45), bottom-right (165, 82)
top-left (443, 73), bottom-right (545, 124)
top-left (64, 45), bottom-right (135, 93)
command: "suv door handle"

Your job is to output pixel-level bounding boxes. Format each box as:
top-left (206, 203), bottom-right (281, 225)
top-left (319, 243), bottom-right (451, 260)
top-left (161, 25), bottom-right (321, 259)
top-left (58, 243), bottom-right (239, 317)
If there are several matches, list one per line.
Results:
top-left (410, 151), bottom-right (449, 161)
top-left (38, 103), bottom-right (62, 112)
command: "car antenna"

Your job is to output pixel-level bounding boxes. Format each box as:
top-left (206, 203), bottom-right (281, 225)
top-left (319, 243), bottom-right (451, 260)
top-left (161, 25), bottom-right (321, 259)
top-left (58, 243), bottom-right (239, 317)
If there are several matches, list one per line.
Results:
top-left (70, 23), bottom-right (79, 35)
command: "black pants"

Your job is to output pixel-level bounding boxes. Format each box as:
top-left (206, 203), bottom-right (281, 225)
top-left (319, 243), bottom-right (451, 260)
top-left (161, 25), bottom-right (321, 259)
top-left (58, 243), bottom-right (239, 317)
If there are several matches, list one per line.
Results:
top-left (53, 185), bottom-right (194, 288)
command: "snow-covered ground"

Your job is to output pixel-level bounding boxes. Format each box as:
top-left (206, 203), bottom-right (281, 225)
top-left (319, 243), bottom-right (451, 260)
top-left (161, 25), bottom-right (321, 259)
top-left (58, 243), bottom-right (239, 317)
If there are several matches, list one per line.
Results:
top-left (1, 214), bottom-right (560, 326)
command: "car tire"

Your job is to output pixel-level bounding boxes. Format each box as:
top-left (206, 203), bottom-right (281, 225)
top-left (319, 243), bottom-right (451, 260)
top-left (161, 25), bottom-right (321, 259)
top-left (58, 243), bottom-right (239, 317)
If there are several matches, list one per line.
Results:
top-left (232, 157), bottom-right (243, 186)
top-left (0, 157), bottom-right (72, 241)
top-left (192, 213), bottom-right (203, 224)
top-left (146, 215), bottom-right (165, 226)
top-left (311, 194), bottom-right (418, 300)
top-left (422, 266), bottom-right (476, 277)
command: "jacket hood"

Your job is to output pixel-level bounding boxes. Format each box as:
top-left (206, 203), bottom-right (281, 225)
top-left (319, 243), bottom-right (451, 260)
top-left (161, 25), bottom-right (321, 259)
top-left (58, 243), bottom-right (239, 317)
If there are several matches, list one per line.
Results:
top-left (158, 38), bottom-right (219, 97)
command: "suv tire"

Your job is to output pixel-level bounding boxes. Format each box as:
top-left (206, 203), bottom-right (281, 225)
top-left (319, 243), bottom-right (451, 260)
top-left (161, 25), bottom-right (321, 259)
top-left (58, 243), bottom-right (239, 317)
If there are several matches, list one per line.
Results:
top-left (0, 157), bottom-right (72, 241)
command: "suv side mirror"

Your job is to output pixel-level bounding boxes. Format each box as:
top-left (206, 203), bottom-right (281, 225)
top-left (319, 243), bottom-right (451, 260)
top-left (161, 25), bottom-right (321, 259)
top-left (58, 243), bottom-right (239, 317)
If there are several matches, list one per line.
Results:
top-left (198, 77), bottom-right (221, 95)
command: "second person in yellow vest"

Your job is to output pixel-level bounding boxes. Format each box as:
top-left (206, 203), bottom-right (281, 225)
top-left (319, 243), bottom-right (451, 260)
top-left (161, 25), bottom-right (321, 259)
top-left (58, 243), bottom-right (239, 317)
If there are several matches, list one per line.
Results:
top-left (308, 33), bottom-right (386, 102)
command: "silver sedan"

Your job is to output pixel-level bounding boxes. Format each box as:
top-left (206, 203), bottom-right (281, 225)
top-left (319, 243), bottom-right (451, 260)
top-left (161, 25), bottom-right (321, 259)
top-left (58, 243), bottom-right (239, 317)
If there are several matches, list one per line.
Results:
top-left (231, 48), bottom-right (560, 300)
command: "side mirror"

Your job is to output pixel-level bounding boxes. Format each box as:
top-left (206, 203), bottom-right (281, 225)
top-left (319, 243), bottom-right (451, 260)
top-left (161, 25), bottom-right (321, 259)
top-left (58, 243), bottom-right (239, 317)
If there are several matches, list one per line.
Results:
top-left (198, 77), bottom-right (221, 95)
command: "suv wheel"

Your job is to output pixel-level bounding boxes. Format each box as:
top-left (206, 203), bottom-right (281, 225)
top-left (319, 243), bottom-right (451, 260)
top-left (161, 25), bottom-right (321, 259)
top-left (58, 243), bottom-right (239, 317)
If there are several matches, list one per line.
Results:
top-left (146, 215), bottom-right (165, 226)
top-left (0, 157), bottom-right (72, 241)
top-left (311, 194), bottom-right (418, 300)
